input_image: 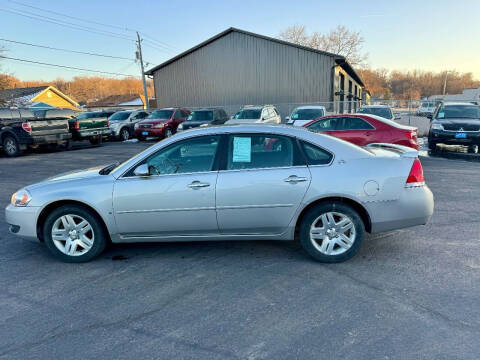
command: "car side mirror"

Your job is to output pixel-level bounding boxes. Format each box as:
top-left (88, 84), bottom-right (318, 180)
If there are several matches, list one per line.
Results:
top-left (133, 164), bottom-right (150, 177)
top-left (285, 116), bottom-right (290, 121)
top-left (427, 114), bottom-right (433, 120)
top-left (262, 117), bottom-right (266, 121)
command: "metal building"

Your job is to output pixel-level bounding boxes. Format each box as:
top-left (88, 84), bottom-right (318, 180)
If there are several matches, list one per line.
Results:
top-left (145, 28), bottom-right (365, 117)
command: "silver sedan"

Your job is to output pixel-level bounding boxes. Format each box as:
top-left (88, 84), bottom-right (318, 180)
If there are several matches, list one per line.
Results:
top-left (5, 125), bottom-right (434, 263)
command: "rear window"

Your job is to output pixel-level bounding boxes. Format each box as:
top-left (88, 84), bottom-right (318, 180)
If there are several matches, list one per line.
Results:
top-left (291, 108), bottom-right (325, 120)
top-left (235, 109), bottom-right (261, 120)
top-left (109, 112), bottom-right (131, 120)
top-left (358, 107), bottom-right (392, 119)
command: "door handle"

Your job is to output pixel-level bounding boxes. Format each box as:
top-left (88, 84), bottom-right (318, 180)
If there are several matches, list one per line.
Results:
top-left (284, 176), bottom-right (308, 183)
top-left (187, 181), bottom-right (210, 189)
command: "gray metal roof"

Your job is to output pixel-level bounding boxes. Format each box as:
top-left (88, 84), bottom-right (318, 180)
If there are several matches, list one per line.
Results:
top-left (145, 27), bottom-right (364, 87)
top-left (0, 86), bottom-right (48, 102)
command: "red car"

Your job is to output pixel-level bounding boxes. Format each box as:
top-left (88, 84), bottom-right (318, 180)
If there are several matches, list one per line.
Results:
top-left (135, 108), bottom-right (190, 141)
top-left (304, 114), bottom-right (419, 150)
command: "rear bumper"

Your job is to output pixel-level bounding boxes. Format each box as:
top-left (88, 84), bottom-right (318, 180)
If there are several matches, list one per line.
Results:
top-left (367, 185), bottom-right (434, 233)
top-left (5, 204), bottom-right (40, 242)
top-left (429, 130), bottom-right (480, 145)
top-left (72, 128), bottom-right (112, 139)
top-left (22, 133), bottom-right (71, 145)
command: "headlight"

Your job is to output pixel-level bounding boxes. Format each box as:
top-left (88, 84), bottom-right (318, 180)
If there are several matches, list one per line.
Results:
top-left (11, 189), bottom-right (32, 207)
top-left (134, 123), bottom-right (140, 129)
top-left (178, 123), bottom-right (183, 130)
top-left (431, 123), bottom-right (444, 130)
top-left (153, 123), bottom-right (165, 128)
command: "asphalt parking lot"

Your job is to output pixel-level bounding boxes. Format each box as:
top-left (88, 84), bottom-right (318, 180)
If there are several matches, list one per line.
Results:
top-left (0, 141), bottom-right (479, 359)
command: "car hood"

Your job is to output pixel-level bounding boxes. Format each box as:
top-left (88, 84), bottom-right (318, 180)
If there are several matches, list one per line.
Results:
top-left (226, 119), bottom-right (261, 124)
top-left (435, 118), bottom-right (480, 125)
top-left (141, 119), bottom-right (169, 124)
top-left (182, 121), bottom-right (211, 127)
top-left (26, 166), bottom-right (106, 190)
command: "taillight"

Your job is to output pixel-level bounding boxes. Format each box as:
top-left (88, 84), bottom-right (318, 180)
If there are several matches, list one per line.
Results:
top-left (406, 158), bottom-right (425, 186)
top-left (21, 122), bottom-right (32, 133)
top-left (74, 120), bottom-right (80, 130)
top-left (405, 130), bottom-right (417, 139)
top-left (107, 119), bottom-right (109, 127)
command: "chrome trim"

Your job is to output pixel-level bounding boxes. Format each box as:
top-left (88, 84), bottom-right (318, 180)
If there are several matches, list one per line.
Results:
top-left (117, 206), bottom-right (216, 214)
top-left (216, 204), bottom-right (293, 210)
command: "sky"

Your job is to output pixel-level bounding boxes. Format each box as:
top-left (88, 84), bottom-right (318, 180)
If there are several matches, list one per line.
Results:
top-left (1, 0), bottom-right (479, 81)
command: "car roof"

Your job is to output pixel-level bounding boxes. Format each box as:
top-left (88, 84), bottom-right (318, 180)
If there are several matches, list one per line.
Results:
top-left (314, 113), bottom-right (416, 130)
top-left (294, 106), bottom-right (326, 110)
top-left (360, 105), bottom-right (390, 108)
top-left (442, 102), bottom-right (479, 106)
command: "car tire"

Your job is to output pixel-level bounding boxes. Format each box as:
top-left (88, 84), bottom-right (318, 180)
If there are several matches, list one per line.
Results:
top-left (43, 205), bottom-right (107, 263)
top-left (2, 135), bottom-right (23, 157)
top-left (120, 128), bottom-right (130, 141)
top-left (299, 202), bottom-right (365, 263)
top-left (165, 128), bottom-right (173, 138)
top-left (89, 135), bottom-right (102, 146)
top-left (467, 145), bottom-right (478, 154)
top-left (428, 140), bottom-right (438, 152)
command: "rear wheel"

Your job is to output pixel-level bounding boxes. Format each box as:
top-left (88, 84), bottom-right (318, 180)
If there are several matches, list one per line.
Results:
top-left (2, 135), bottom-right (23, 157)
top-left (43, 205), bottom-right (107, 262)
top-left (299, 202), bottom-right (365, 263)
top-left (120, 127), bottom-right (130, 141)
top-left (89, 135), bottom-right (102, 145)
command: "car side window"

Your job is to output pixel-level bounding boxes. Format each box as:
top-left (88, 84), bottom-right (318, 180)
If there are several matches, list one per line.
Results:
top-left (300, 141), bottom-right (333, 165)
top-left (180, 110), bottom-right (189, 117)
top-left (339, 117), bottom-right (375, 130)
top-left (127, 136), bottom-right (220, 176)
top-left (173, 110), bottom-right (183, 119)
top-left (226, 134), bottom-right (294, 170)
top-left (307, 118), bottom-right (338, 132)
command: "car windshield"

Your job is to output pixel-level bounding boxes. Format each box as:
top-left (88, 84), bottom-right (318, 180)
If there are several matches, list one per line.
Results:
top-left (235, 109), bottom-right (261, 119)
top-left (147, 110), bottom-right (173, 119)
top-left (186, 111), bottom-right (213, 121)
top-left (358, 107), bottom-right (392, 119)
top-left (291, 108), bottom-right (325, 120)
top-left (75, 112), bottom-right (95, 120)
top-left (109, 111), bottom-right (131, 121)
top-left (437, 105), bottom-right (480, 119)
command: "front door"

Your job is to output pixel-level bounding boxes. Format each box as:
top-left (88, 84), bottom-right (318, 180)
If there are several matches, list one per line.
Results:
top-left (216, 134), bottom-right (311, 235)
top-left (113, 135), bottom-right (221, 239)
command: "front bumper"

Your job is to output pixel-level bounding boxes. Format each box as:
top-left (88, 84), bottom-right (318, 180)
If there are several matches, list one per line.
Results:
top-left (135, 127), bottom-right (166, 137)
top-left (5, 204), bottom-right (41, 242)
top-left (429, 129), bottom-right (480, 145)
top-left (367, 185), bottom-right (434, 233)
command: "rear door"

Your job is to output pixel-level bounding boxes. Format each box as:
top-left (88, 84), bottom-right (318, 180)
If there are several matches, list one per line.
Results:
top-left (216, 133), bottom-right (310, 235)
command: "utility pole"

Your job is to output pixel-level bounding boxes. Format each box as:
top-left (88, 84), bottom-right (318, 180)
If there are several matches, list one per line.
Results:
top-left (442, 71), bottom-right (449, 96)
top-left (136, 31), bottom-right (150, 109)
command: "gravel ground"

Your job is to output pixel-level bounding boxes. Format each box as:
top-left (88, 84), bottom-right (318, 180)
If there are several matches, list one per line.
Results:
top-left (0, 140), bottom-right (479, 359)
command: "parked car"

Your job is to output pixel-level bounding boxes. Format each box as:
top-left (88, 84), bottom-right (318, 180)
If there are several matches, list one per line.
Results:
top-left (226, 105), bottom-right (281, 124)
top-left (357, 105), bottom-right (400, 121)
top-left (6, 125), bottom-right (433, 263)
top-left (304, 114), bottom-right (419, 149)
top-left (286, 106), bottom-right (326, 126)
top-left (108, 109), bottom-right (150, 141)
top-left (135, 108), bottom-right (190, 140)
top-left (70, 110), bottom-right (114, 145)
top-left (177, 108), bottom-right (229, 131)
top-left (1, 108), bottom-right (73, 157)
top-left (428, 102), bottom-right (480, 153)
top-left (417, 102), bottom-right (436, 117)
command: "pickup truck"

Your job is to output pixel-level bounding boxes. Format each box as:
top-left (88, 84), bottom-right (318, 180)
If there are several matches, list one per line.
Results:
top-left (1, 108), bottom-right (73, 157)
top-left (69, 110), bottom-right (114, 145)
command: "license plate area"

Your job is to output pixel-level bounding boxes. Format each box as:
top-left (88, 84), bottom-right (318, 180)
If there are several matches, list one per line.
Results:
top-left (142, 131), bottom-right (149, 136)
top-left (455, 132), bottom-right (467, 139)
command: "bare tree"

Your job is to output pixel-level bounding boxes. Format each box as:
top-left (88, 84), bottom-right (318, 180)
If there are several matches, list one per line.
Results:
top-left (280, 25), bottom-right (368, 67)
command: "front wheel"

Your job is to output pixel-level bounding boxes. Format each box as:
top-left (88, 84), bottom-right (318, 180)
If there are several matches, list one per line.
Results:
top-left (43, 205), bottom-right (107, 262)
top-left (299, 202), bottom-right (365, 263)
top-left (120, 128), bottom-right (130, 141)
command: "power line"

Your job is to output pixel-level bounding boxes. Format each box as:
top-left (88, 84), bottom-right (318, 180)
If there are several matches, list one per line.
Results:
top-left (7, 0), bottom-right (179, 52)
top-left (0, 8), bottom-right (135, 42)
top-left (0, 55), bottom-right (139, 77)
top-left (0, 38), bottom-right (134, 61)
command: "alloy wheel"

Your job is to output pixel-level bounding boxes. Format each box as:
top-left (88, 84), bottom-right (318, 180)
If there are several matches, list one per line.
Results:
top-left (4, 138), bottom-right (18, 155)
top-left (121, 128), bottom-right (130, 141)
top-left (309, 212), bottom-right (356, 256)
top-left (51, 214), bottom-right (94, 256)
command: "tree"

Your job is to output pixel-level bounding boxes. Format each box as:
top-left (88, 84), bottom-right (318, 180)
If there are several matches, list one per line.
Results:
top-left (280, 25), bottom-right (368, 67)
